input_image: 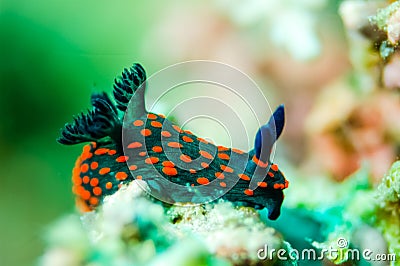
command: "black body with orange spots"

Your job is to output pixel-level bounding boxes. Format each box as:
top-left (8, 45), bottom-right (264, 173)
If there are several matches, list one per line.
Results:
top-left (59, 63), bottom-right (289, 220)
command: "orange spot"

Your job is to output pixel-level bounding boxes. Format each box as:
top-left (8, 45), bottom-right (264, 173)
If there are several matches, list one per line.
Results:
top-left (115, 171), bottom-right (128, 180)
top-left (172, 125), bottom-right (182, 133)
top-left (136, 175), bottom-right (142, 180)
top-left (161, 131), bottom-right (171, 137)
top-left (197, 177), bottom-right (210, 185)
top-left (90, 162), bottom-right (99, 170)
top-left (273, 183), bottom-right (280, 189)
top-left (252, 156), bottom-right (269, 168)
top-left (197, 137), bottom-right (209, 144)
top-left (129, 165), bottom-right (138, 171)
top-left (90, 178), bottom-right (99, 187)
top-left (133, 120), bottom-right (144, 126)
top-left (180, 154), bottom-right (192, 163)
top-left (162, 161), bottom-right (175, 167)
top-left (75, 185), bottom-right (85, 196)
top-left (199, 150), bottom-right (213, 160)
top-left (271, 164), bottom-right (279, 171)
top-left (244, 189), bottom-right (254, 196)
top-left (116, 156), bottom-right (129, 163)
top-left (215, 172), bottom-right (225, 179)
top-left (81, 190), bottom-right (91, 200)
top-left (221, 165), bottom-right (234, 173)
top-left (80, 164), bottom-right (89, 173)
top-left (189, 169), bottom-right (197, 174)
top-left (105, 182), bottom-right (113, 189)
top-left (83, 152), bottom-right (93, 160)
top-left (151, 121), bottom-right (163, 128)
top-left (94, 148), bottom-right (109, 155)
top-left (82, 176), bottom-right (90, 184)
top-left (75, 198), bottom-right (91, 212)
top-left (75, 186), bottom-right (85, 196)
top-left (108, 150), bottom-right (117, 155)
top-left (83, 145), bottom-right (91, 153)
top-left (127, 142), bottom-right (143, 148)
top-left (232, 148), bottom-right (244, 154)
top-left (147, 113), bottom-right (157, 119)
top-left (191, 184), bottom-right (194, 187)
top-left (93, 187), bottom-right (102, 196)
top-left (84, 149), bottom-right (93, 159)
top-left (80, 152), bottom-right (90, 161)
top-left (257, 182), bottom-right (268, 188)
top-left (162, 167), bottom-right (178, 176)
top-left (159, 114), bottom-right (166, 118)
top-left (145, 157), bottom-right (159, 164)
top-left (89, 197), bottom-right (99, 206)
top-left (81, 152), bottom-right (91, 160)
top-left (73, 164), bottom-right (81, 177)
top-left (220, 182), bottom-right (227, 188)
top-left (284, 180), bottom-right (289, 188)
top-left (218, 146), bottom-right (229, 151)
top-left (268, 172), bottom-right (274, 177)
top-left (90, 142), bottom-right (97, 149)
top-left (141, 129), bottom-right (152, 137)
top-left (139, 151), bottom-right (147, 156)
top-left (168, 142), bottom-right (182, 148)
top-left (72, 176), bottom-right (82, 186)
top-left (182, 136), bottom-right (193, 143)
top-left (201, 162), bottom-right (209, 168)
top-left (152, 146), bottom-right (163, 153)
top-left (218, 153), bottom-right (230, 160)
top-left (99, 167), bottom-right (111, 175)
top-left (238, 173), bottom-right (250, 181)
top-left (184, 130), bottom-right (193, 135)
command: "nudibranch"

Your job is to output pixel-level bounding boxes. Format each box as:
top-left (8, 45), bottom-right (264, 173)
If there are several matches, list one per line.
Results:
top-left (58, 63), bottom-right (289, 220)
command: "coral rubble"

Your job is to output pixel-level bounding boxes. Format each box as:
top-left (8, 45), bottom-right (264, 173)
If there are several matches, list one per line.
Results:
top-left (40, 180), bottom-right (291, 266)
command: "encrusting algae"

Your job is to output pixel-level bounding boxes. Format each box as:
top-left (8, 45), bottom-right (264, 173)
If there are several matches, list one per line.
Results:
top-left (375, 161), bottom-right (400, 260)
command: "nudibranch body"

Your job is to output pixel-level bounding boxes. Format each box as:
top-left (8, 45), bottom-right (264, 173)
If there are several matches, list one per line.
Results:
top-left (59, 63), bottom-right (289, 220)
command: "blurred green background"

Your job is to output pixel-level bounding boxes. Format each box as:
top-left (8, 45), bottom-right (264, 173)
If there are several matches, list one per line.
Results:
top-left (0, 1), bottom-right (167, 265)
top-left (0, 0), bottom-right (351, 265)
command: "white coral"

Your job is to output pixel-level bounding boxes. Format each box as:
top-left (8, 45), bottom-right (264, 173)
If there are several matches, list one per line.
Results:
top-left (41, 180), bottom-right (285, 266)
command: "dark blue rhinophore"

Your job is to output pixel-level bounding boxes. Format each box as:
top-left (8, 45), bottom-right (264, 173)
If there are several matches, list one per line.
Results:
top-left (254, 105), bottom-right (285, 163)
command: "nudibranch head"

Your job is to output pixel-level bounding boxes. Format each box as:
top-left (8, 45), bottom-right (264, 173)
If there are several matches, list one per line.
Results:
top-left (59, 63), bottom-right (289, 220)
